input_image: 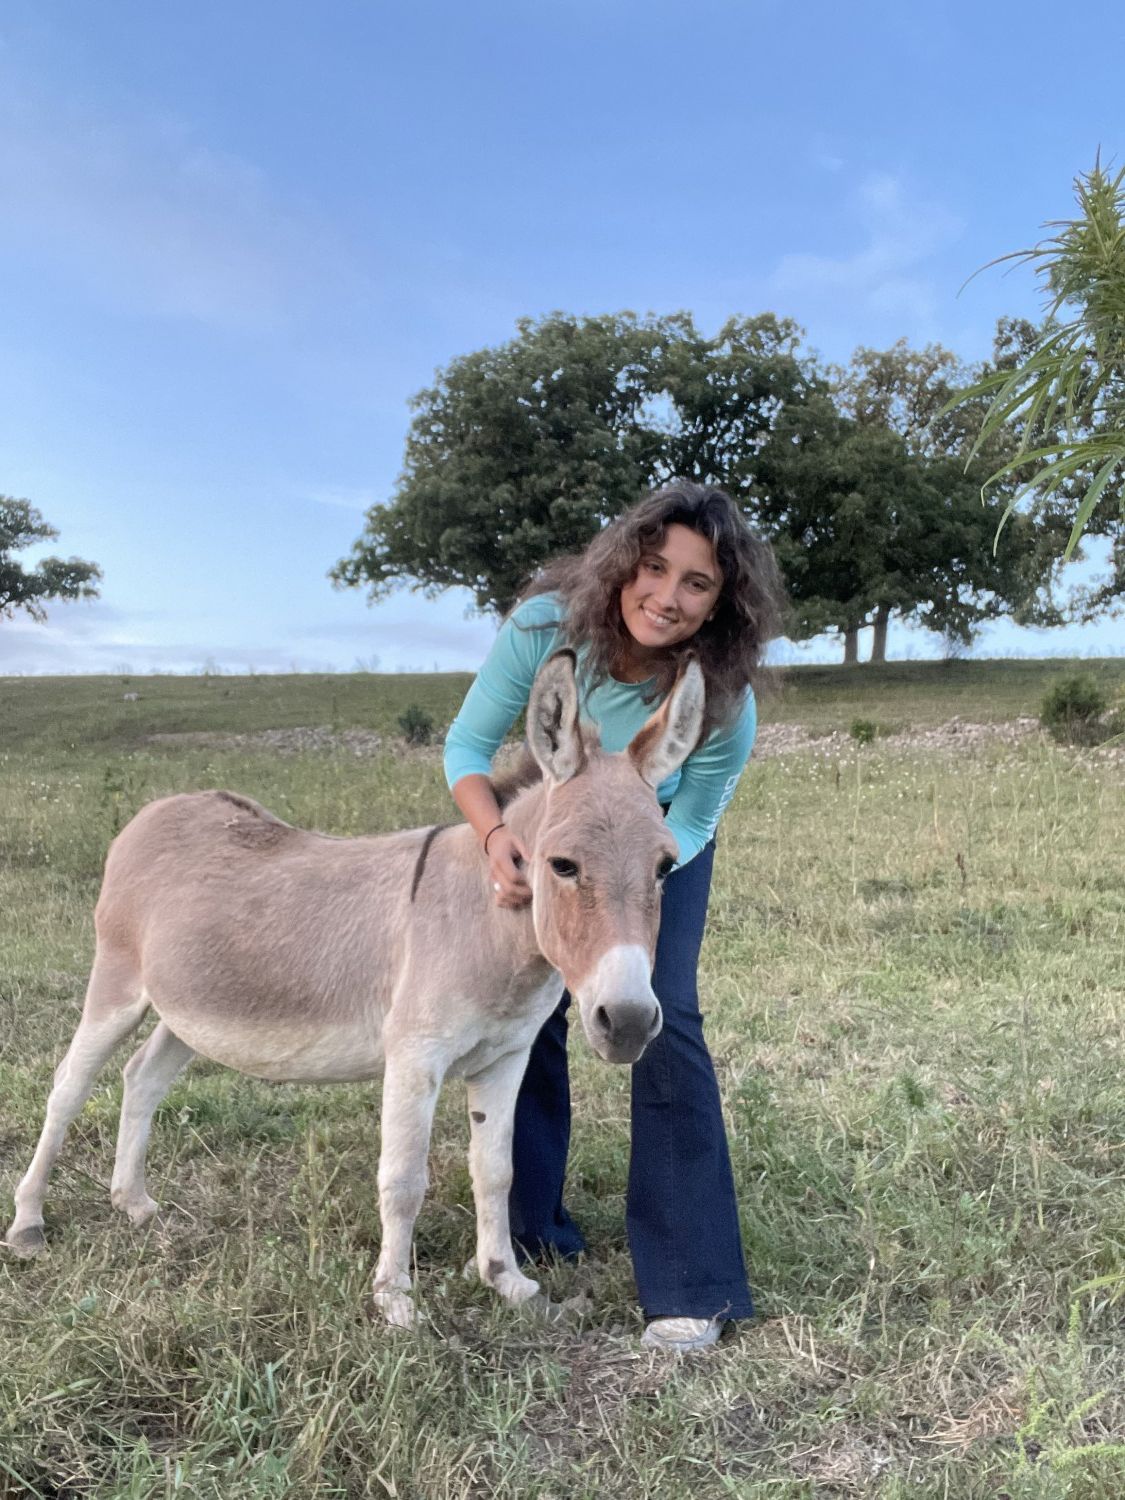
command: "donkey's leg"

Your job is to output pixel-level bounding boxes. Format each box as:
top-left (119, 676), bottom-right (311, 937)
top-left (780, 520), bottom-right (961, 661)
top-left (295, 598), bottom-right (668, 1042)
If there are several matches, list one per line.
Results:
top-left (465, 1047), bottom-right (540, 1307)
top-left (6, 959), bottom-right (149, 1256)
top-left (372, 1052), bottom-right (442, 1327)
top-left (110, 1021), bottom-right (195, 1226)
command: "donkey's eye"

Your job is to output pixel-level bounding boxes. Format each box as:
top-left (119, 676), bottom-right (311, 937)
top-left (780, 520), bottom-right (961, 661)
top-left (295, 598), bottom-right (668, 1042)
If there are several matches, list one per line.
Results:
top-left (549, 858), bottom-right (580, 880)
top-left (657, 856), bottom-right (676, 881)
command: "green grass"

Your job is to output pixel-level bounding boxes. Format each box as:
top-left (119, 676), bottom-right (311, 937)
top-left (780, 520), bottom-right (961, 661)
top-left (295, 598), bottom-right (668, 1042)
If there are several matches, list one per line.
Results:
top-left (2, 661), bottom-right (1125, 1497)
top-left (764, 656), bottom-right (1125, 734)
top-left (0, 671), bottom-right (468, 752)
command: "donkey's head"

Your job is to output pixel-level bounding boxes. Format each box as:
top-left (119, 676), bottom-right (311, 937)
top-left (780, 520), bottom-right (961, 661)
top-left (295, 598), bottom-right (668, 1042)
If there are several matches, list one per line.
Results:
top-left (523, 650), bottom-right (705, 1065)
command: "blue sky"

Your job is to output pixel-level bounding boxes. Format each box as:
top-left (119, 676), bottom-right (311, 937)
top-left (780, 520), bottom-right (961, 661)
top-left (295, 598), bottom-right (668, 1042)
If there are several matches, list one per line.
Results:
top-left (2, 0), bottom-right (1122, 675)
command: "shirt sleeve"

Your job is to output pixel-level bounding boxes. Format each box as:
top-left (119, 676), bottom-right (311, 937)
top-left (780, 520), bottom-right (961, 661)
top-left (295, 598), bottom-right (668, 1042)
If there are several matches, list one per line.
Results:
top-left (663, 690), bottom-right (757, 867)
top-left (443, 597), bottom-right (564, 788)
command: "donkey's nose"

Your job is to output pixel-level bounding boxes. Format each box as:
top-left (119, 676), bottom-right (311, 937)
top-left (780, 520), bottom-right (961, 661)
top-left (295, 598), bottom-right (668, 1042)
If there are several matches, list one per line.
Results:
top-left (592, 998), bottom-right (662, 1065)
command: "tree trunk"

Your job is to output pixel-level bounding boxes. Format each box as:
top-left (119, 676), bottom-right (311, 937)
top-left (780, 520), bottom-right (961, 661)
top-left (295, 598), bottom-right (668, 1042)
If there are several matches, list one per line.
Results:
top-left (842, 626), bottom-right (860, 665)
top-left (870, 605), bottom-right (890, 664)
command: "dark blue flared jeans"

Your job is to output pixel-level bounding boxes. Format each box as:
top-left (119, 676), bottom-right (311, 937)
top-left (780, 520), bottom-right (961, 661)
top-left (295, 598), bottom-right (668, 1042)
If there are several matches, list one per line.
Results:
top-left (508, 838), bottom-right (754, 1321)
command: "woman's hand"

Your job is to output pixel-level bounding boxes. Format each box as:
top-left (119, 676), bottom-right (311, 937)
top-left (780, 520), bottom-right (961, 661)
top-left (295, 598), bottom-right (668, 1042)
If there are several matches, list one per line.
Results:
top-left (487, 826), bottom-right (532, 908)
top-left (450, 777), bottom-right (533, 909)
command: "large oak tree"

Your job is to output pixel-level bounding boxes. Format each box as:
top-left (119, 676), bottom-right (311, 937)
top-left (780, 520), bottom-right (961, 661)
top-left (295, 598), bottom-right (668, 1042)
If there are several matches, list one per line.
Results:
top-left (331, 310), bottom-right (811, 614)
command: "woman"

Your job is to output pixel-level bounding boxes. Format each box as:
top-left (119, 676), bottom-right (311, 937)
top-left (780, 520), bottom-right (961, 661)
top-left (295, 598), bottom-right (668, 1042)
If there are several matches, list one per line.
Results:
top-left (443, 480), bottom-right (784, 1350)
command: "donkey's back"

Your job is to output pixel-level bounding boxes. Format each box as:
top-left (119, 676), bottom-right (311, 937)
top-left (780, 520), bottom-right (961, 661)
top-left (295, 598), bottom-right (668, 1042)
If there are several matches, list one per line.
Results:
top-left (95, 790), bottom-right (422, 1081)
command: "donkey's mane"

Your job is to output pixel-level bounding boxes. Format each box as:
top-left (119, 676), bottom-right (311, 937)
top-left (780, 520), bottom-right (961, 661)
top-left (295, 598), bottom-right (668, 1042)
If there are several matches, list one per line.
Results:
top-left (490, 747), bottom-right (543, 810)
top-left (489, 725), bottom-right (603, 811)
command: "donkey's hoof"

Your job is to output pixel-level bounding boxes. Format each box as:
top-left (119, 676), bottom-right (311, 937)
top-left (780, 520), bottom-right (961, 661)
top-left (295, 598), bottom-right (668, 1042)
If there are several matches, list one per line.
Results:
top-left (373, 1288), bottom-right (416, 1328)
top-left (5, 1224), bottom-right (47, 1258)
top-left (372, 1271), bottom-right (415, 1329)
top-left (112, 1191), bottom-right (159, 1227)
top-left (492, 1268), bottom-right (540, 1306)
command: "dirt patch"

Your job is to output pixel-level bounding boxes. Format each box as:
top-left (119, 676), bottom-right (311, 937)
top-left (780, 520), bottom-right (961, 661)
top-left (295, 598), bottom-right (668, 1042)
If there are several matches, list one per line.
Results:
top-left (756, 715), bottom-right (1125, 763)
top-left (753, 716), bottom-right (1042, 760)
top-left (148, 717), bottom-right (1124, 764)
top-left (148, 726), bottom-right (388, 756)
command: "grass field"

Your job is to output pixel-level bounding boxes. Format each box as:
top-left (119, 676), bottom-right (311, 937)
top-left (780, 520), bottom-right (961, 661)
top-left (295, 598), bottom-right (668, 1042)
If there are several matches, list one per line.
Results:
top-left (2, 660), bottom-right (1124, 1498)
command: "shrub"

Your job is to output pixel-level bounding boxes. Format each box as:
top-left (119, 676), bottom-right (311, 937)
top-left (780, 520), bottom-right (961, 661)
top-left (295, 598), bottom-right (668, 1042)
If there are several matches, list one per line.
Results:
top-left (1039, 673), bottom-right (1109, 745)
top-left (397, 703), bottom-right (436, 745)
top-left (850, 717), bottom-right (878, 745)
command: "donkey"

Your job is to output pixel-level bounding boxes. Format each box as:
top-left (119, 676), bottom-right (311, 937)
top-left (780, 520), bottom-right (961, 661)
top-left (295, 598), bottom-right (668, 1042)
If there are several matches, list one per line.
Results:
top-left (5, 651), bottom-right (704, 1325)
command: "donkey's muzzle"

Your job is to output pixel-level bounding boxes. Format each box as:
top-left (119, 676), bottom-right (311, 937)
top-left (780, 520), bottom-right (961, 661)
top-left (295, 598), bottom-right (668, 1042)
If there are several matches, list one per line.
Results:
top-left (576, 944), bottom-right (663, 1064)
top-left (588, 998), bottom-right (663, 1065)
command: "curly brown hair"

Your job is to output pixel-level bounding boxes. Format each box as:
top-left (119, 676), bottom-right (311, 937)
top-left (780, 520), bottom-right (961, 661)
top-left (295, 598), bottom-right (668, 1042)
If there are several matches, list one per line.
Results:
top-left (520, 481), bottom-right (786, 737)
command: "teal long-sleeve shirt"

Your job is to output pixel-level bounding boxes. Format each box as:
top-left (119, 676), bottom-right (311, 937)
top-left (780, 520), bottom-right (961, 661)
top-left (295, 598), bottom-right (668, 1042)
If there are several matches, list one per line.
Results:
top-left (443, 594), bottom-right (757, 867)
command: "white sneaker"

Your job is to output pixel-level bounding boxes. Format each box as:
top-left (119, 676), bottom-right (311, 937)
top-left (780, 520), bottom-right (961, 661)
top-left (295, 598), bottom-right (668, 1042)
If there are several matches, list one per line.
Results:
top-left (640, 1316), bottom-right (725, 1352)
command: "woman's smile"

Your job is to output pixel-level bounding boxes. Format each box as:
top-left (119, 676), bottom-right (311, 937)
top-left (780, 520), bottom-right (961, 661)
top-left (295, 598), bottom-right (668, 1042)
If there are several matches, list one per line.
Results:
top-left (641, 604), bottom-right (677, 628)
top-left (617, 523), bottom-right (722, 670)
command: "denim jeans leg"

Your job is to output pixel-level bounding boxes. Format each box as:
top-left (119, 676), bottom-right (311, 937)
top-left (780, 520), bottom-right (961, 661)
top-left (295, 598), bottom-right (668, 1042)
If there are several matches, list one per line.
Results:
top-left (508, 993), bottom-right (588, 1260)
top-left (626, 838), bottom-right (754, 1321)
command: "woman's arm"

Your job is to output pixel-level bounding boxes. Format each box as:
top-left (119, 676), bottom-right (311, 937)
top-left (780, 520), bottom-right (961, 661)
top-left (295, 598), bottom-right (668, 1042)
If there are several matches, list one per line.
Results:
top-left (444, 596), bottom-right (563, 907)
top-left (663, 692), bottom-right (758, 868)
top-left (443, 595), bottom-right (564, 787)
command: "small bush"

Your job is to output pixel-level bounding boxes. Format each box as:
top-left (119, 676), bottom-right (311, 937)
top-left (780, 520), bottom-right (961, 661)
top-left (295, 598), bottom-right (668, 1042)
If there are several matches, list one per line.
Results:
top-left (850, 717), bottom-right (878, 745)
top-left (397, 703), bottom-right (436, 745)
top-left (1040, 673), bottom-right (1109, 745)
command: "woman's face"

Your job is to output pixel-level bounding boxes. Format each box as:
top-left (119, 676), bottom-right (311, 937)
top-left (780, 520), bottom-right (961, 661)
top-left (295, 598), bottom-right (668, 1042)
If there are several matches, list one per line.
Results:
top-left (619, 523), bottom-right (723, 657)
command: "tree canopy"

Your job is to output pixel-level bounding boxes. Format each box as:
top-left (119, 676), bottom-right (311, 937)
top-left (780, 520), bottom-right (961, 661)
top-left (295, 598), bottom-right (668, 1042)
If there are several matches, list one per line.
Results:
top-left (331, 310), bottom-right (811, 614)
top-left (0, 497), bottom-right (102, 623)
top-left (768, 331), bottom-right (1070, 662)
top-left (334, 312), bottom-right (1078, 662)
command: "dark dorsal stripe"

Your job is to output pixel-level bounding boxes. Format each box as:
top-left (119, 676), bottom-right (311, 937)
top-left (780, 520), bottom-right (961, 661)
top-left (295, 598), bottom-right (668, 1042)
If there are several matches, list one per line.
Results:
top-left (409, 824), bottom-right (450, 903)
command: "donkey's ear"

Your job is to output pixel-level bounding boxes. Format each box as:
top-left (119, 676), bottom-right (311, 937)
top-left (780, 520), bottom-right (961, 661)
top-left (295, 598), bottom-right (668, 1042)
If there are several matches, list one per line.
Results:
top-left (527, 650), bottom-right (586, 785)
top-left (627, 659), bottom-right (705, 789)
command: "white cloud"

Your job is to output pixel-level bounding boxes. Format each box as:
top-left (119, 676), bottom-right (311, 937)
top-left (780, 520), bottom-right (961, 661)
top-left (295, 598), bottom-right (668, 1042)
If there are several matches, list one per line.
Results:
top-left (769, 172), bottom-right (964, 348)
top-left (0, 591), bottom-right (499, 676)
top-left (304, 487), bottom-right (378, 514)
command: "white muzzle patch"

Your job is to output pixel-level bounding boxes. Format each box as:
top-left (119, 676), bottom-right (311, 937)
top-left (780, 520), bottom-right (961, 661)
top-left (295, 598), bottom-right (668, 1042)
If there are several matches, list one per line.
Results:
top-left (575, 944), bottom-right (662, 1064)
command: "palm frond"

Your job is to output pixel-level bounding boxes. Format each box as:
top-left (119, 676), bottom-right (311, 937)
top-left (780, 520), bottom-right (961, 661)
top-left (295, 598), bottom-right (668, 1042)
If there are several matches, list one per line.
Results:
top-left (945, 159), bottom-right (1125, 552)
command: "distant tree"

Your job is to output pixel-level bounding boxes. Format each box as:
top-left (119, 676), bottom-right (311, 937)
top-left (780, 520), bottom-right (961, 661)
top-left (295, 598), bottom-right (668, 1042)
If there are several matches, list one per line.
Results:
top-left (753, 393), bottom-right (926, 662)
top-left (331, 310), bottom-right (811, 615)
top-left (948, 158), bottom-right (1125, 556)
top-left (0, 496), bottom-right (101, 622)
top-left (752, 331), bottom-right (1068, 663)
top-left (842, 331), bottom-right (1072, 659)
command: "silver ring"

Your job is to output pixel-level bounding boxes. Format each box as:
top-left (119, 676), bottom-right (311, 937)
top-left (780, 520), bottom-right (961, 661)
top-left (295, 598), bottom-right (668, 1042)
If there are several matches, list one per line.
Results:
top-left (493, 882), bottom-right (501, 893)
